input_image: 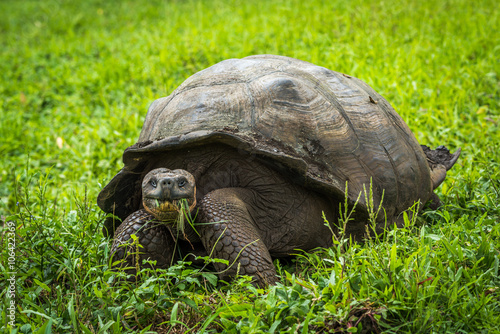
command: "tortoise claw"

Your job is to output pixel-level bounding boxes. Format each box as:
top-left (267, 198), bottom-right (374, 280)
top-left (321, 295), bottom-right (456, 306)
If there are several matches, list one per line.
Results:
top-left (445, 147), bottom-right (461, 170)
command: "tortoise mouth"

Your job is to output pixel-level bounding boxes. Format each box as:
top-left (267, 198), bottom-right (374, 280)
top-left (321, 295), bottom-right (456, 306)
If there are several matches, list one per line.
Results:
top-left (143, 197), bottom-right (196, 221)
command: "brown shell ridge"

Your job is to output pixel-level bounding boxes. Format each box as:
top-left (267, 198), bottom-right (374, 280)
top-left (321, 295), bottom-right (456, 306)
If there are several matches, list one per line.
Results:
top-left (241, 67), bottom-right (362, 205)
top-left (282, 66), bottom-right (387, 210)
top-left (286, 68), bottom-right (362, 143)
top-left (145, 78), bottom-right (248, 141)
top-left (344, 76), bottom-right (418, 153)
top-left (336, 74), bottom-right (431, 211)
top-left (140, 96), bottom-right (174, 143)
top-left (243, 81), bottom-right (257, 128)
top-left (381, 144), bottom-right (400, 212)
top-left (218, 64), bottom-right (408, 212)
top-left (242, 69), bottom-right (294, 130)
top-left (346, 77), bottom-right (416, 151)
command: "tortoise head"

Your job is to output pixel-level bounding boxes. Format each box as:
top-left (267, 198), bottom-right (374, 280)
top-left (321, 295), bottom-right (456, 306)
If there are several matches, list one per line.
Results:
top-left (142, 168), bottom-right (197, 221)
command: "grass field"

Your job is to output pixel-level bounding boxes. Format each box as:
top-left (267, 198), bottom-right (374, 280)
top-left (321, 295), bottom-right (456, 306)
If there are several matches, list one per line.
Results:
top-left (1, 0), bottom-right (499, 332)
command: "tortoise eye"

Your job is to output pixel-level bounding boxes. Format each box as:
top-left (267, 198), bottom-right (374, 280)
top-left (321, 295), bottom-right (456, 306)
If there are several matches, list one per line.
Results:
top-left (150, 179), bottom-right (157, 188)
top-left (178, 180), bottom-right (186, 187)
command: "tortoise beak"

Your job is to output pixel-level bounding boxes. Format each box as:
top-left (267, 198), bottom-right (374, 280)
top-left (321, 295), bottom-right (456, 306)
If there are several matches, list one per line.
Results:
top-left (142, 196), bottom-right (197, 222)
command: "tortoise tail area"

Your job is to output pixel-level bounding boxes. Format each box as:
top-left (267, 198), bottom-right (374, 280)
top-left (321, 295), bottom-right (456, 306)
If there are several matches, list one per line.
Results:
top-left (422, 145), bottom-right (461, 171)
top-left (421, 145), bottom-right (461, 209)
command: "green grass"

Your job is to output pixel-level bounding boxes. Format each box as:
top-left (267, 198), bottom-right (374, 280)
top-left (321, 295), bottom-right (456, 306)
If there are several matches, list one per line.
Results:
top-left (1, 0), bottom-right (499, 332)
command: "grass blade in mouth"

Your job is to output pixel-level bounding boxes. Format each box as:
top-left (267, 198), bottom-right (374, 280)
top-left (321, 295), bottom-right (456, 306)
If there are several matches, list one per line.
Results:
top-left (173, 198), bottom-right (198, 236)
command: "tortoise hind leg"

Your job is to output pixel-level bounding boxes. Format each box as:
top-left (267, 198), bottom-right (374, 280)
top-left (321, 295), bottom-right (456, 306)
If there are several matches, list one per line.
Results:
top-left (421, 145), bottom-right (461, 209)
top-left (111, 209), bottom-right (177, 276)
top-left (421, 145), bottom-right (461, 190)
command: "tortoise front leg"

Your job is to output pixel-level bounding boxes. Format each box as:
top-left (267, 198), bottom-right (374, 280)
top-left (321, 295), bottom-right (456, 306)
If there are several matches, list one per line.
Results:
top-left (198, 188), bottom-right (278, 287)
top-left (111, 209), bottom-right (177, 275)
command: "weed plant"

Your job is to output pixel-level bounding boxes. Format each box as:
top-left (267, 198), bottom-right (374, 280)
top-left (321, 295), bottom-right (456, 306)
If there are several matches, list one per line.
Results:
top-left (1, 0), bottom-right (499, 333)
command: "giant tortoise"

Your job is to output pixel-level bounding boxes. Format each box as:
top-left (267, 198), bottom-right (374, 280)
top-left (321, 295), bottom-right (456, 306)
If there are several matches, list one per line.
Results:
top-left (97, 55), bottom-right (460, 286)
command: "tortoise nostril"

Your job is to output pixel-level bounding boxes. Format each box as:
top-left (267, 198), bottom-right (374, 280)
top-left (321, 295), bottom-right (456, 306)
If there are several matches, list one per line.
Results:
top-left (161, 179), bottom-right (173, 187)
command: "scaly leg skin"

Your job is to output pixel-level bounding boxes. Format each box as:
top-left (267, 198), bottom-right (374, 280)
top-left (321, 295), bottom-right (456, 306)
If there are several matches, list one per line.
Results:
top-left (198, 188), bottom-right (278, 287)
top-left (111, 209), bottom-right (176, 276)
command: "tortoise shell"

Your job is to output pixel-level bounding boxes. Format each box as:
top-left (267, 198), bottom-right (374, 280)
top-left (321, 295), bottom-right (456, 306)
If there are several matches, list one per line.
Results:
top-left (98, 55), bottom-right (431, 234)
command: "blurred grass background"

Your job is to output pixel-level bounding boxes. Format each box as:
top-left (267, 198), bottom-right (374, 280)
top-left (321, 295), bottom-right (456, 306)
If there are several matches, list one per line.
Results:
top-left (0, 0), bottom-right (499, 332)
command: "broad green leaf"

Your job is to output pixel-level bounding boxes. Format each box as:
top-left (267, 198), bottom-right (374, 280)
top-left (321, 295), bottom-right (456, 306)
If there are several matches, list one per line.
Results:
top-left (33, 279), bottom-right (51, 294)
